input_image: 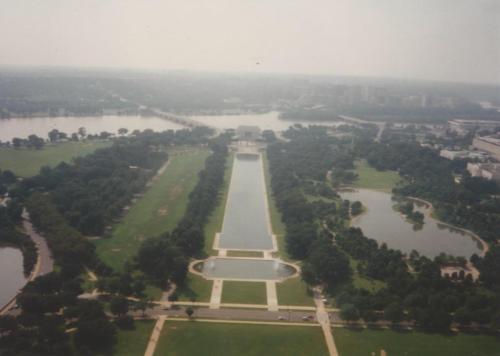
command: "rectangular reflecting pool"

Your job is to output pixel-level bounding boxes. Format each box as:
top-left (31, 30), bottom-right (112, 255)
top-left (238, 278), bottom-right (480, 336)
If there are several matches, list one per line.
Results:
top-left (201, 258), bottom-right (295, 281)
top-left (218, 153), bottom-right (274, 250)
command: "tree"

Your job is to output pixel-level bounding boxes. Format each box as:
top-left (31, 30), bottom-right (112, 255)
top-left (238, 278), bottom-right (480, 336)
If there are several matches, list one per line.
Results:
top-left (27, 134), bottom-right (45, 149)
top-left (71, 133), bottom-right (79, 141)
top-left (12, 137), bottom-right (23, 148)
top-left (384, 303), bottom-right (405, 324)
top-left (48, 129), bottom-right (60, 142)
top-left (340, 304), bottom-right (359, 322)
top-left (350, 201), bottom-right (363, 216)
top-left (185, 306), bottom-right (194, 318)
top-left (110, 296), bottom-right (129, 316)
top-left (78, 127), bottom-right (87, 138)
top-left (75, 318), bottom-right (116, 351)
top-left (118, 128), bottom-right (128, 136)
top-left (302, 237), bottom-right (351, 289)
top-left (453, 307), bottom-right (472, 326)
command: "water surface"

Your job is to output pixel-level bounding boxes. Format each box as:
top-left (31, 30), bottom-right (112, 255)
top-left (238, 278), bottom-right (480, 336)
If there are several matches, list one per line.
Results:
top-left (0, 247), bottom-right (26, 309)
top-left (218, 154), bottom-right (274, 250)
top-left (202, 258), bottom-right (295, 281)
top-left (341, 189), bottom-right (482, 258)
top-left (0, 115), bottom-right (184, 142)
top-left (189, 111), bottom-right (343, 131)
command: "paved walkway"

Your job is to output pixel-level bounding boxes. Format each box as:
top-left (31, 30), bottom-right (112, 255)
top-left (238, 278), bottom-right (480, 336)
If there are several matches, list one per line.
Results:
top-left (209, 279), bottom-right (223, 309)
top-left (144, 315), bottom-right (167, 356)
top-left (314, 288), bottom-right (339, 356)
top-left (266, 281), bottom-right (278, 311)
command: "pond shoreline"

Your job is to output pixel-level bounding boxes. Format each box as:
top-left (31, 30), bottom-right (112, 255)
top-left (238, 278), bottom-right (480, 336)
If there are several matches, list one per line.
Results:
top-left (342, 188), bottom-right (485, 258)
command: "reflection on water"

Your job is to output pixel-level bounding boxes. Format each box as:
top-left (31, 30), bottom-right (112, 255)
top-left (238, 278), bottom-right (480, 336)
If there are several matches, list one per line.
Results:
top-left (341, 189), bottom-right (482, 258)
top-left (218, 154), bottom-right (274, 250)
top-left (189, 111), bottom-right (343, 131)
top-left (0, 247), bottom-right (26, 309)
top-left (200, 258), bottom-right (295, 280)
top-left (0, 115), bottom-right (184, 142)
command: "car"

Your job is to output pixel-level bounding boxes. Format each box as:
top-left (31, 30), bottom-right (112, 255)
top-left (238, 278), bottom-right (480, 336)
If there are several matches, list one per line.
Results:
top-left (301, 315), bottom-right (313, 321)
top-left (277, 316), bottom-right (286, 321)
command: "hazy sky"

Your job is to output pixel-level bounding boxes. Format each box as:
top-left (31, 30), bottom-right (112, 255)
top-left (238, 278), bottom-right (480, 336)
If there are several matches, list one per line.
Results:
top-left (1, 0), bottom-right (499, 84)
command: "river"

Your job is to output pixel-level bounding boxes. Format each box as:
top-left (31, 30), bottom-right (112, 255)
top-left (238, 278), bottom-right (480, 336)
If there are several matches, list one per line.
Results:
top-left (189, 111), bottom-right (343, 131)
top-left (0, 115), bottom-right (184, 142)
top-left (341, 189), bottom-right (482, 258)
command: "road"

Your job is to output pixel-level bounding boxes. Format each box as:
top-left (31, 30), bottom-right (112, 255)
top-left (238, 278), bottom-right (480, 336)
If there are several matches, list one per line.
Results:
top-left (22, 209), bottom-right (54, 277)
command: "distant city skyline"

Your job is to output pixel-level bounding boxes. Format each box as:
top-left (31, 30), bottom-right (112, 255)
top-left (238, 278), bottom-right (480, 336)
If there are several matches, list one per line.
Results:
top-left (0, 0), bottom-right (499, 84)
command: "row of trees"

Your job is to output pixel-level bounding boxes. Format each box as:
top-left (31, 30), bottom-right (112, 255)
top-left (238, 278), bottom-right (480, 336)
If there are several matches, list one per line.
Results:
top-left (267, 126), bottom-right (353, 289)
top-left (136, 136), bottom-right (229, 288)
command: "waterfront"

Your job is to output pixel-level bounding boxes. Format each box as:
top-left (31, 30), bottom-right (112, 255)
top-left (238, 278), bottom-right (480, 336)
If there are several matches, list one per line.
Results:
top-left (0, 247), bottom-right (26, 309)
top-left (0, 115), bottom-right (184, 142)
top-left (341, 189), bottom-right (482, 258)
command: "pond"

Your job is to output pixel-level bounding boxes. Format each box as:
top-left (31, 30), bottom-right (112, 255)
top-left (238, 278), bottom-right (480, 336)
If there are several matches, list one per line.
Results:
top-left (218, 153), bottom-right (274, 250)
top-left (189, 111), bottom-right (343, 131)
top-left (0, 247), bottom-right (26, 309)
top-left (200, 258), bottom-right (296, 281)
top-left (340, 189), bottom-right (482, 258)
top-left (0, 115), bottom-right (185, 142)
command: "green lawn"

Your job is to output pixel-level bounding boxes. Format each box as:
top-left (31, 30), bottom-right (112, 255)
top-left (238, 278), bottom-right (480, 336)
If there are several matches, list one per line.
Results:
top-left (155, 321), bottom-right (329, 356)
top-left (277, 277), bottom-right (315, 306)
top-left (334, 328), bottom-right (500, 356)
top-left (221, 281), bottom-right (267, 305)
top-left (203, 152), bottom-right (234, 256)
top-left (94, 148), bottom-right (210, 270)
top-left (349, 258), bottom-right (386, 293)
top-left (176, 273), bottom-right (213, 302)
top-left (112, 320), bottom-right (155, 356)
top-left (226, 251), bottom-right (264, 258)
top-left (262, 152), bottom-right (288, 260)
top-left (352, 159), bottom-right (401, 192)
top-left (0, 140), bottom-right (111, 177)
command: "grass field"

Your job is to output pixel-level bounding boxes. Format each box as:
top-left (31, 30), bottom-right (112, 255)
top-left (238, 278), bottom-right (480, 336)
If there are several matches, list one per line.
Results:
top-left (221, 281), bottom-right (267, 305)
top-left (226, 251), bottom-right (264, 258)
top-left (352, 159), bottom-right (401, 192)
top-left (334, 328), bottom-right (500, 356)
top-left (94, 148), bottom-right (210, 270)
top-left (155, 321), bottom-right (329, 356)
top-left (262, 152), bottom-right (288, 260)
top-left (276, 277), bottom-right (315, 306)
top-left (203, 152), bottom-right (234, 256)
top-left (176, 273), bottom-right (213, 302)
top-left (0, 140), bottom-right (111, 177)
top-left (111, 320), bottom-right (155, 356)
top-left (349, 258), bottom-right (386, 293)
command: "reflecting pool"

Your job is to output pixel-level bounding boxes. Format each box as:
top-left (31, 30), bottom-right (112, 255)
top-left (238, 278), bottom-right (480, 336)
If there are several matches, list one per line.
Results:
top-left (218, 153), bottom-right (274, 250)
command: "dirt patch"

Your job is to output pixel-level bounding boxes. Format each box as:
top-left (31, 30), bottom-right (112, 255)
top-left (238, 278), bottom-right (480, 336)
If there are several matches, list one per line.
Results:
top-left (158, 207), bottom-right (169, 216)
top-left (111, 248), bottom-right (121, 252)
top-left (135, 235), bottom-right (145, 242)
top-left (169, 185), bottom-right (183, 199)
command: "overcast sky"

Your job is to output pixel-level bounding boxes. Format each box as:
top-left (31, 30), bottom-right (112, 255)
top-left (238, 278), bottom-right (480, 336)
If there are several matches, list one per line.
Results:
top-left (0, 0), bottom-right (499, 84)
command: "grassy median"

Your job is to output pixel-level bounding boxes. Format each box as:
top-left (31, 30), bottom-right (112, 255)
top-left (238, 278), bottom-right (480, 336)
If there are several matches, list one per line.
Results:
top-left (334, 328), bottom-right (500, 356)
top-left (95, 147), bottom-right (210, 271)
top-left (155, 321), bottom-right (328, 356)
